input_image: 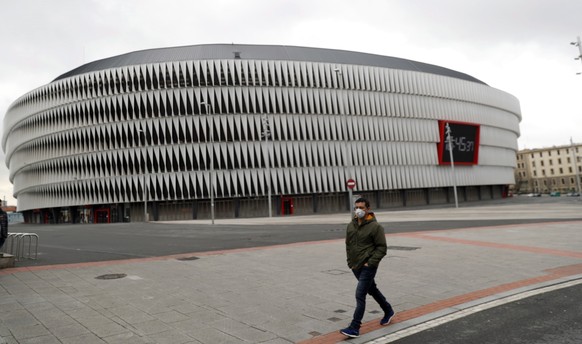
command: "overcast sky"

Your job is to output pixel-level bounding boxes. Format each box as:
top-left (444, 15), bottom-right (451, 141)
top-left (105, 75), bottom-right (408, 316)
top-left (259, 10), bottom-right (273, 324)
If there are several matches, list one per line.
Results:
top-left (1, 0), bottom-right (581, 205)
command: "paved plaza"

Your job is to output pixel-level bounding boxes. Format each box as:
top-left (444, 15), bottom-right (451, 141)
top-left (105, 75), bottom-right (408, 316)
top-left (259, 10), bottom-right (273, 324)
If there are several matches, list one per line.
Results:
top-left (1, 200), bottom-right (582, 343)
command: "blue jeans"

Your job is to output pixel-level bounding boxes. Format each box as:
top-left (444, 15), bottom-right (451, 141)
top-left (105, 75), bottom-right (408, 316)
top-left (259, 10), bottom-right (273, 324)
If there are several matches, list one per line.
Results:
top-left (349, 266), bottom-right (392, 329)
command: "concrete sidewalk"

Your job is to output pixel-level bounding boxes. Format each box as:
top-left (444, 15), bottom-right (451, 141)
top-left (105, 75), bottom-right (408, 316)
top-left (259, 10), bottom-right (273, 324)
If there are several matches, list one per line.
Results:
top-left (1, 202), bottom-right (582, 344)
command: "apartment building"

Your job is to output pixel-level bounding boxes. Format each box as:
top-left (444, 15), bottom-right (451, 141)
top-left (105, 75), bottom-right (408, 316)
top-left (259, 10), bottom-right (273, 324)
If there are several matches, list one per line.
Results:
top-left (515, 143), bottom-right (582, 193)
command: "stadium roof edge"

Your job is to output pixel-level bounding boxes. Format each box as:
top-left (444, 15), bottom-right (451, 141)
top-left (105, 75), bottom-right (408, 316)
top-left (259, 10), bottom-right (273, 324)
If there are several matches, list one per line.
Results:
top-left (53, 43), bottom-right (486, 85)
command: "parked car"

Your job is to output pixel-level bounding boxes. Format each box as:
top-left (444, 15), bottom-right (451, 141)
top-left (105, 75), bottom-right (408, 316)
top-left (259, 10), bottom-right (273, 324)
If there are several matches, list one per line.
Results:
top-left (527, 193), bottom-right (542, 197)
top-left (550, 191), bottom-right (561, 197)
top-left (566, 192), bottom-right (580, 197)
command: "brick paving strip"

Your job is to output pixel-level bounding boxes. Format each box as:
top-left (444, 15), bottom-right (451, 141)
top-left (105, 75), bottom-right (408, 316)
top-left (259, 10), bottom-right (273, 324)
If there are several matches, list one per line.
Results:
top-left (299, 264), bottom-right (582, 344)
top-left (299, 220), bottom-right (582, 344)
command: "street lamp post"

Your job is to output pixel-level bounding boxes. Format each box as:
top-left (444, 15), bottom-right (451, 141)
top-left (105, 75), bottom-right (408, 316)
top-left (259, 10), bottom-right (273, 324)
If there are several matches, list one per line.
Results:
top-left (261, 115), bottom-right (273, 218)
top-left (571, 36), bottom-right (582, 66)
top-left (570, 138), bottom-right (581, 194)
top-left (143, 176), bottom-right (148, 222)
top-left (571, 37), bottom-right (582, 194)
top-left (200, 101), bottom-right (215, 225)
top-left (138, 129), bottom-right (148, 222)
top-left (333, 67), bottom-right (353, 214)
top-left (445, 123), bottom-right (459, 208)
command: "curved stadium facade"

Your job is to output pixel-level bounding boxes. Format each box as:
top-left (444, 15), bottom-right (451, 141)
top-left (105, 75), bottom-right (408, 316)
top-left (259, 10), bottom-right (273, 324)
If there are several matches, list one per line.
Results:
top-left (2, 44), bottom-right (521, 224)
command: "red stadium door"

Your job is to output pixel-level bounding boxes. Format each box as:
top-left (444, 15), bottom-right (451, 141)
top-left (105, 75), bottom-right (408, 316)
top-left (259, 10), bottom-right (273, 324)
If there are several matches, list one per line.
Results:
top-left (281, 197), bottom-right (294, 216)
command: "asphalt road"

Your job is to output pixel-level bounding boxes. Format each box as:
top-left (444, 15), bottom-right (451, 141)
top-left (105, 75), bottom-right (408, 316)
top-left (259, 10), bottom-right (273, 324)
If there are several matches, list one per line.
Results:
top-left (6, 218), bottom-right (579, 267)
top-left (391, 282), bottom-right (582, 344)
top-left (7, 195), bottom-right (582, 267)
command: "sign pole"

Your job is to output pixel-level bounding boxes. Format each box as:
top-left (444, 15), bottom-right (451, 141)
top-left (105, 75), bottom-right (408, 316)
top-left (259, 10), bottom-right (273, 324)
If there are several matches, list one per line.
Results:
top-left (446, 123), bottom-right (459, 208)
top-left (348, 188), bottom-right (353, 216)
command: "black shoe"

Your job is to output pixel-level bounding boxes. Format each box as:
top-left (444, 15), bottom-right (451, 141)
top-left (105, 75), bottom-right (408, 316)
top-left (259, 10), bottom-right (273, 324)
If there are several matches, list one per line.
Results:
top-left (340, 327), bottom-right (360, 338)
top-left (380, 309), bottom-right (395, 326)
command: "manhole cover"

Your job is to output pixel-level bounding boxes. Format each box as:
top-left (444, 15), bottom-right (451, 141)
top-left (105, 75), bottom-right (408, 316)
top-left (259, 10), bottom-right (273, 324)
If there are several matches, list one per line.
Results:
top-left (322, 269), bottom-right (351, 275)
top-left (95, 273), bottom-right (127, 280)
top-left (177, 256), bottom-right (200, 261)
top-left (387, 246), bottom-right (420, 251)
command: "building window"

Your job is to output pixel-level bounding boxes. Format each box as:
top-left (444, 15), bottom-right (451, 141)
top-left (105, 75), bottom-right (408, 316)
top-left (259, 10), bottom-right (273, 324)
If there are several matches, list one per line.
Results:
top-left (558, 158), bottom-right (562, 164)
top-left (548, 151), bottom-right (552, 156)
top-left (541, 161), bottom-right (544, 166)
top-left (533, 170), bottom-right (537, 176)
top-left (532, 161), bottom-right (536, 167)
top-left (550, 169), bottom-right (554, 175)
top-left (568, 157), bottom-right (571, 163)
top-left (570, 167), bottom-right (573, 173)
top-left (561, 178), bottom-right (565, 185)
top-left (560, 168), bottom-right (563, 174)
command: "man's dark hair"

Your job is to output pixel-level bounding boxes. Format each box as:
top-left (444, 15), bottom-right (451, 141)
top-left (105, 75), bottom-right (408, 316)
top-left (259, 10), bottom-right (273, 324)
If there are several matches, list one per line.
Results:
top-left (354, 197), bottom-right (370, 208)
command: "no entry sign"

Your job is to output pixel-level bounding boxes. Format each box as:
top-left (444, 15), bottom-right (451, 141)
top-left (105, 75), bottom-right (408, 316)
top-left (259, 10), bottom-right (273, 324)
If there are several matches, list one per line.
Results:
top-left (346, 178), bottom-right (356, 190)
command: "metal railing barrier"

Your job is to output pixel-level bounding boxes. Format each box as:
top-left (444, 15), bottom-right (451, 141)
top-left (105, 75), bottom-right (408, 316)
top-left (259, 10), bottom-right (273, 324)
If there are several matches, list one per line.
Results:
top-left (4, 233), bottom-right (39, 261)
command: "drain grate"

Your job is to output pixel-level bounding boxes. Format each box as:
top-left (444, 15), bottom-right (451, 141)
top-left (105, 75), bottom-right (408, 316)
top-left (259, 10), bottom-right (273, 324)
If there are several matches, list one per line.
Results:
top-left (177, 256), bottom-right (200, 261)
top-left (387, 246), bottom-right (420, 251)
top-left (95, 273), bottom-right (127, 280)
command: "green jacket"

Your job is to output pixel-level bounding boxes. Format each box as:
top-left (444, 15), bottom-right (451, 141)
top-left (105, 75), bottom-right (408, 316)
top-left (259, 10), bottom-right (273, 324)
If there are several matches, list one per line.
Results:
top-left (345, 212), bottom-right (387, 269)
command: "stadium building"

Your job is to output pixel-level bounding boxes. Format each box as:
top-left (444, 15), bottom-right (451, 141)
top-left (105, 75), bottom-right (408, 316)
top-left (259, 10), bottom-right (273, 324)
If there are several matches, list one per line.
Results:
top-left (2, 44), bottom-right (521, 224)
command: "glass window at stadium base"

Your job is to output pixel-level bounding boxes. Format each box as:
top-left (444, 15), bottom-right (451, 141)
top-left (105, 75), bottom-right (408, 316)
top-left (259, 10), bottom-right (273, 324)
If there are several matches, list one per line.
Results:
top-left (2, 44), bottom-right (521, 224)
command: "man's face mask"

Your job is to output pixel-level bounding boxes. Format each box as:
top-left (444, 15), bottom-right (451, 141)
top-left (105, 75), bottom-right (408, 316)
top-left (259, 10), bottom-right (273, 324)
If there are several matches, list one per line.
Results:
top-left (355, 208), bottom-right (366, 218)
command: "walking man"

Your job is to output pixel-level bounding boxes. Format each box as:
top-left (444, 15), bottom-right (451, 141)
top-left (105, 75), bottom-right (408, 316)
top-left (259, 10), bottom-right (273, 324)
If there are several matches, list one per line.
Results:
top-left (340, 197), bottom-right (395, 338)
